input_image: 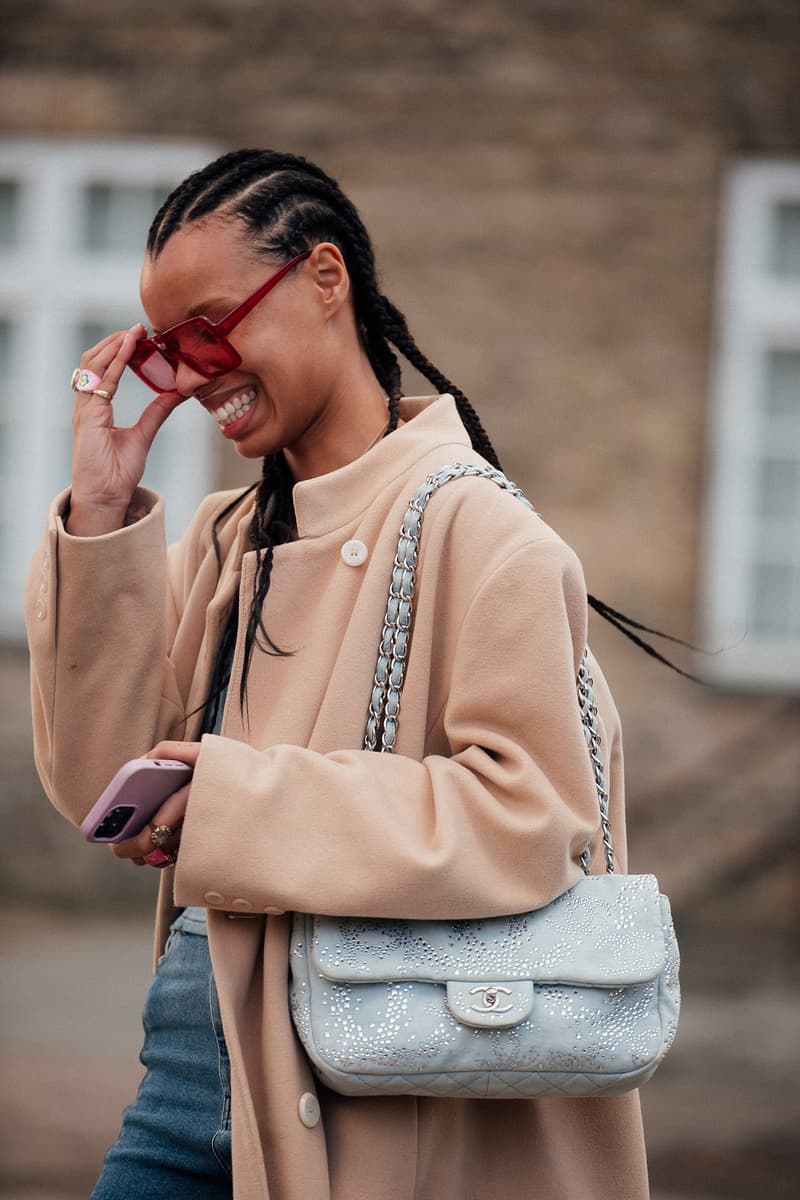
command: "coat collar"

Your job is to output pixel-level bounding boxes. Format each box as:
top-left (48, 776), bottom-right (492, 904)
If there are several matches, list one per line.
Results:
top-left (291, 393), bottom-right (471, 538)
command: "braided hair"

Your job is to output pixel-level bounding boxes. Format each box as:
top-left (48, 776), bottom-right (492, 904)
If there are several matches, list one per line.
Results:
top-left (148, 149), bottom-right (698, 717)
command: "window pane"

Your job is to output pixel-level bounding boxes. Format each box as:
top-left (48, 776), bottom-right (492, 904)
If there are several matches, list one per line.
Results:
top-left (756, 458), bottom-right (800, 522)
top-left (749, 562), bottom-right (796, 636)
top-left (764, 348), bottom-right (800, 419)
top-left (0, 319), bottom-right (14, 561)
top-left (0, 319), bottom-right (11, 376)
top-left (81, 183), bottom-right (169, 252)
top-left (0, 318), bottom-right (13, 431)
top-left (770, 201), bottom-right (800, 278)
top-left (0, 180), bottom-right (19, 246)
top-left (52, 427), bottom-right (72, 491)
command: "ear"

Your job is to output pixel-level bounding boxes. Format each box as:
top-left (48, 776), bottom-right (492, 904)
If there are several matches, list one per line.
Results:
top-left (308, 242), bottom-right (350, 319)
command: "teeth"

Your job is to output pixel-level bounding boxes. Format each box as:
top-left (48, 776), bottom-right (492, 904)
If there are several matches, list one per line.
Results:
top-left (212, 388), bottom-right (256, 428)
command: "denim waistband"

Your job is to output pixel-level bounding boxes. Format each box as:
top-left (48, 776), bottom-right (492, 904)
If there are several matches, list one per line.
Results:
top-left (171, 906), bottom-right (208, 936)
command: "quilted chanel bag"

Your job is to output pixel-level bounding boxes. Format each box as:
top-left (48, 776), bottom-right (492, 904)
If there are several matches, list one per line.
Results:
top-left (290, 463), bottom-right (680, 1098)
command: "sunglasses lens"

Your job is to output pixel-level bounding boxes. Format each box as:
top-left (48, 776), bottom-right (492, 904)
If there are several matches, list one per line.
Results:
top-left (174, 324), bottom-right (239, 376)
top-left (128, 322), bottom-right (240, 391)
top-left (142, 351), bottom-right (178, 391)
top-left (130, 344), bottom-right (178, 391)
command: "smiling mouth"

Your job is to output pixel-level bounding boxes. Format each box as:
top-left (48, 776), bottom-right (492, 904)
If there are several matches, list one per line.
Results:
top-left (211, 388), bottom-right (256, 429)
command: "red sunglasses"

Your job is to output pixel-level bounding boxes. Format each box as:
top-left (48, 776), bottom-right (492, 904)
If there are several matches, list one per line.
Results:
top-left (129, 251), bottom-right (311, 392)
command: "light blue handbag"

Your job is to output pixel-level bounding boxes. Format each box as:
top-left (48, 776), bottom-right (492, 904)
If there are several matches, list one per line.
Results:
top-left (289, 464), bottom-right (680, 1098)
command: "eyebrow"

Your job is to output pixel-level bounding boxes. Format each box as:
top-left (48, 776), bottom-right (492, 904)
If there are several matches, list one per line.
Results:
top-left (187, 295), bottom-right (235, 319)
top-left (150, 295), bottom-right (236, 336)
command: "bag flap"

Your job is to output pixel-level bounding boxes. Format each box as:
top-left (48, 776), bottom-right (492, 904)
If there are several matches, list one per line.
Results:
top-left (310, 873), bottom-right (668, 988)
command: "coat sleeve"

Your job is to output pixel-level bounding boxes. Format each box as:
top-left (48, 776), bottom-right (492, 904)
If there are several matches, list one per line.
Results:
top-left (24, 486), bottom-right (204, 825)
top-left (174, 535), bottom-right (605, 920)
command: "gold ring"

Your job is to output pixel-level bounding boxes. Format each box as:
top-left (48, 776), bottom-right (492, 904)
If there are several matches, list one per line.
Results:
top-left (92, 389), bottom-right (114, 401)
top-left (149, 823), bottom-right (176, 849)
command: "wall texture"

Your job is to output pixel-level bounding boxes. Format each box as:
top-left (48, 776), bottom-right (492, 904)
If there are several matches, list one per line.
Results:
top-left (2, 3), bottom-right (799, 1196)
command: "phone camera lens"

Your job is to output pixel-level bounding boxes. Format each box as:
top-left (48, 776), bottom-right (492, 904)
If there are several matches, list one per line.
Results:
top-left (95, 805), bottom-right (135, 840)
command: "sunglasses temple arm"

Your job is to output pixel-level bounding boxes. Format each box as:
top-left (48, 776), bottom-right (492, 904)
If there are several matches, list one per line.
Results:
top-left (216, 251), bottom-right (311, 335)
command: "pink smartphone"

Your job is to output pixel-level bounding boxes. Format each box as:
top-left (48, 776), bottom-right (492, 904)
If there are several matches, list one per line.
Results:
top-left (80, 757), bottom-right (194, 843)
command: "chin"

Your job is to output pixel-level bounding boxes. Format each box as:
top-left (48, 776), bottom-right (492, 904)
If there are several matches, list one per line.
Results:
top-left (232, 440), bottom-right (268, 460)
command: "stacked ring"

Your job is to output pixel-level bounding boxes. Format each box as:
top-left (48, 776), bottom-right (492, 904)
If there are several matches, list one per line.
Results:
top-left (149, 823), bottom-right (177, 849)
top-left (71, 368), bottom-right (103, 393)
top-left (70, 368), bottom-right (114, 401)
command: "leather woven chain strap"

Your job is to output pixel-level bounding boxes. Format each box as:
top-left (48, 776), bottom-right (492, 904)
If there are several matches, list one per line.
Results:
top-left (362, 462), bottom-right (615, 875)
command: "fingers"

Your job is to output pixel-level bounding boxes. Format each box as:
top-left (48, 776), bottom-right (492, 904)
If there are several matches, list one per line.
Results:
top-left (146, 741), bottom-right (203, 768)
top-left (73, 324), bottom-right (146, 408)
top-left (134, 390), bottom-right (187, 450)
top-left (110, 742), bottom-right (201, 867)
top-left (112, 782), bottom-right (191, 863)
top-left (73, 324), bottom-right (185, 452)
top-left (68, 326), bottom-right (184, 534)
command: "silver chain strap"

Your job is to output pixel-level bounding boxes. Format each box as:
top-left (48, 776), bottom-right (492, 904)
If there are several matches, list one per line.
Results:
top-left (576, 655), bottom-right (615, 874)
top-left (362, 462), bottom-right (616, 876)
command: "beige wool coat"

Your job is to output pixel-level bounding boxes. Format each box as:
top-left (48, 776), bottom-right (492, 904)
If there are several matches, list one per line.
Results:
top-left (27, 394), bottom-right (650, 1199)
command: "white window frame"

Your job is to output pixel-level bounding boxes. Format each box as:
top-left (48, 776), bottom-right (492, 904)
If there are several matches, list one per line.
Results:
top-left (0, 137), bottom-right (219, 638)
top-left (702, 160), bottom-right (800, 691)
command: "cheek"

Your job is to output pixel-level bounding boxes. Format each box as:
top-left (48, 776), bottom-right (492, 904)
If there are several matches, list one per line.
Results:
top-left (251, 338), bottom-right (321, 398)
top-left (238, 302), bottom-right (329, 397)
top-left (260, 302), bottom-right (329, 373)
top-left (240, 328), bottom-right (293, 379)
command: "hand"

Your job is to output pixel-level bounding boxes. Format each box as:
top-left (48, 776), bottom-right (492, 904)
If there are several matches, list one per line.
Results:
top-left (67, 326), bottom-right (186, 536)
top-left (112, 742), bottom-right (202, 867)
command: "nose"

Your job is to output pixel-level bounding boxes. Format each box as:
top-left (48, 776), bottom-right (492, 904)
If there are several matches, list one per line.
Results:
top-left (173, 360), bottom-right (214, 398)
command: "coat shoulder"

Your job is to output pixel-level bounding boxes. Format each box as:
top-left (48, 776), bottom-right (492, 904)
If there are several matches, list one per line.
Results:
top-left (417, 463), bottom-right (585, 583)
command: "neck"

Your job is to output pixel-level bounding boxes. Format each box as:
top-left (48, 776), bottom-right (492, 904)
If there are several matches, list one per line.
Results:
top-left (284, 356), bottom-right (392, 482)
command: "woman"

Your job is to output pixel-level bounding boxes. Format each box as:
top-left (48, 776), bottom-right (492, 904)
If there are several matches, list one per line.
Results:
top-left (26, 149), bottom-right (650, 1199)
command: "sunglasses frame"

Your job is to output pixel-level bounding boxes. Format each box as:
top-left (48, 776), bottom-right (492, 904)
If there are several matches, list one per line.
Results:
top-left (129, 250), bottom-right (312, 392)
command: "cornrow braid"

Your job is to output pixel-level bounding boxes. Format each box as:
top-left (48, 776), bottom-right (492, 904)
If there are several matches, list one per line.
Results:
top-left (147, 150), bottom-right (335, 257)
top-left (149, 149), bottom-right (696, 719)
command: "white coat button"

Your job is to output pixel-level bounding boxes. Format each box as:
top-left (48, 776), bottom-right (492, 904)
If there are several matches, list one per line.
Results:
top-left (341, 539), bottom-right (368, 566)
top-left (231, 898), bottom-right (252, 911)
top-left (263, 906), bottom-right (285, 915)
top-left (298, 1092), bottom-right (321, 1128)
top-left (204, 891), bottom-right (225, 905)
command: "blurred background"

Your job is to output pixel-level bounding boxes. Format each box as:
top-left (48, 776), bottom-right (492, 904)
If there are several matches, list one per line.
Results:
top-left (1, 1), bottom-right (798, 1197)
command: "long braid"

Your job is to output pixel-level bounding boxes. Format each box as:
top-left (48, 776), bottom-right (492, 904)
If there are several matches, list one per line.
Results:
top-left (238, 452), bottom-right (297, 709)
top-left (149, 149), bottom-right (697, 709)
top-left (376, 295), bottom-right (501, 469)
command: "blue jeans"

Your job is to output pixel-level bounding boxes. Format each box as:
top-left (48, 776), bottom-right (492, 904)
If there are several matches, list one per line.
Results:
top-left (91, 917), bottom-right (233, 1199)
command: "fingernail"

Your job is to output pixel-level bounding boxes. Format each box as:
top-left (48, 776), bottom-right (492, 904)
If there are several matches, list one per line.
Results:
top-left (144, 848), bottom-right (175, 869)
top-left (129, 322), bottom-right (144, 332)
